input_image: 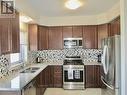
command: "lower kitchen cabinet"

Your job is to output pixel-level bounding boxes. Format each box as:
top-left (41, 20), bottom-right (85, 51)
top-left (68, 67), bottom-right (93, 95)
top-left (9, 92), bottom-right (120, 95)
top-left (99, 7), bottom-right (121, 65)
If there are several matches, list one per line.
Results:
top-left (36, 66), bottom-right (62, 88)
top-left (53, 66), bottom-right (63, 87)
top-left (85, 65), bottom-right (101, 88)
top-left (36, 87), bottom-right (46, 95)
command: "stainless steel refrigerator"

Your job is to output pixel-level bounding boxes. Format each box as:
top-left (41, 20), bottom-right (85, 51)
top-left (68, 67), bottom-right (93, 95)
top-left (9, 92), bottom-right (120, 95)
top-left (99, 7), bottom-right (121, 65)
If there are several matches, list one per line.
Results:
top-left (101, 35), bottom-right (121, 95)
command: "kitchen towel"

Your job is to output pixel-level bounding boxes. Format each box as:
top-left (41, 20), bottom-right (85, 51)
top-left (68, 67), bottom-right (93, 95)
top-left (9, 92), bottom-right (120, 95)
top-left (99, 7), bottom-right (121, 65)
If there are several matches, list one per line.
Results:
top-left (68, 69), bottom-right (73, 79)
top-left (74, 70), bottom-right (80, 79)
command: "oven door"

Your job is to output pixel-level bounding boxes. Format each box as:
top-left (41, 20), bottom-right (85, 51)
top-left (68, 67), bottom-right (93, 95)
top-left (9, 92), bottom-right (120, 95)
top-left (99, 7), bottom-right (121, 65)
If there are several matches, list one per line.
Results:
top-left (63, 65), bottom-right (84, 84)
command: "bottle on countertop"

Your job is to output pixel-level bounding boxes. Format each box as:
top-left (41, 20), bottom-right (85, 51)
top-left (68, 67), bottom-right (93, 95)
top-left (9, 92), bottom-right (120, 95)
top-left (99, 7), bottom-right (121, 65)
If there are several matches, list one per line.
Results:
top-left (36, 55), bottom-right (43, 63)
top-left (98, 54), bottom-right (102, 63)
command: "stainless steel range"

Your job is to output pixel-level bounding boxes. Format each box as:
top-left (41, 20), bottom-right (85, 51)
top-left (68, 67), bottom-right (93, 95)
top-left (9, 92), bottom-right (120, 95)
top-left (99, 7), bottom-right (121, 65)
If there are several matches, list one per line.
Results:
top-left (63, 56), bottom-right (85, 90)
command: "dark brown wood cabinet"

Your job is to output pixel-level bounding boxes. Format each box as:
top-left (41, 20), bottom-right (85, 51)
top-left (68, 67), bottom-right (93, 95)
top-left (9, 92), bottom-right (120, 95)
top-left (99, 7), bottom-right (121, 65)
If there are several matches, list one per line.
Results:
top-left (36, 66), bottom-right (62, 88)
top-left (36, 87), bottom-right (46, 95)
top-left (48, 27), bottom-right (63, 49)
top-left (109, 17), bottom-right (120, 36)
top-left (0, 11), bottom-right (20, 55)
top-left (36, 66), bottom-right (51, 87)
top-left (38, 26), bottom-right (48, 50)
top-left (83, 26), bottom-right (98, 49)
top-left (85, 65), bottom-right (101, 88)
top-left (62, 26), bottom-right (83, 38)
top-left (97, 24), bottom-right (109, 48)
top-left (62, 26), bottom-right (73, 38)
top-left (10, 12), bottom-right (20, 53)
top-left (28, 24), bottom-right (38, 51)
top-left (53, 66), bottom-right (63, 87)
top-left (72, 26), bottom-right (83, 38)
top-left (0, 18), bottom-right (11, 54)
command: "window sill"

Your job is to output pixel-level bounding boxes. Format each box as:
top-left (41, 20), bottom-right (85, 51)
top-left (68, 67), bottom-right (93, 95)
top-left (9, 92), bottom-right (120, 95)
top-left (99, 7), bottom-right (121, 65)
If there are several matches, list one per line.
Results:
top-left (9, 62), bottom-right (24, 71)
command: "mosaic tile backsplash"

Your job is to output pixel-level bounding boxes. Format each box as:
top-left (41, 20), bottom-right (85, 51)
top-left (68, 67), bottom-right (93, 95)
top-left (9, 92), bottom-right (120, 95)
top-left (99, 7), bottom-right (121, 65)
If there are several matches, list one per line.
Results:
top-left (0, 54), bottom-right (10, 78)
top-left (28, 49), bottom-right (102, 63)
top-left (0, 54), bottom-right (24, 79)
top-left (0, 49), bottom-right (102, 78)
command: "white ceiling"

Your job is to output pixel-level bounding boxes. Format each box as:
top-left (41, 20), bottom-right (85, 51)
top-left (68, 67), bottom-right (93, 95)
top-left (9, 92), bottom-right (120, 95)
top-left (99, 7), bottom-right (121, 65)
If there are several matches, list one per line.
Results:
top-left (24, 0), bottom-right (119, 17)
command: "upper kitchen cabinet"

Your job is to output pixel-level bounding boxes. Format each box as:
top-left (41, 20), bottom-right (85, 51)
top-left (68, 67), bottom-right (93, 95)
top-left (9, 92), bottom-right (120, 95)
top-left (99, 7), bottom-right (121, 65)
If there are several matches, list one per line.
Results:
top-left (28, 24), bottom-right (38, 51)
top-left (83, 25), bottom-right (98, 49)
top-left (48, 27), bottom-right (63, 50)
top-left (38, 26), bottom-right (48, 50)
top-left (10, 12), bottom-right (20, 53)
top-left (62, 26), bottom-right (83, 38)
top-left (72, 26), bottom-right (83, 38)
top-left (109, 17), bottom-right (120, 36)
top-left (0, 18), bottom-right (11, 54)
top-left (97, 24), bottom-right (109, 48)
top-left (0, 11), bottom-right (20, 54)
top-left (63, 26), bottom-right (73, 38)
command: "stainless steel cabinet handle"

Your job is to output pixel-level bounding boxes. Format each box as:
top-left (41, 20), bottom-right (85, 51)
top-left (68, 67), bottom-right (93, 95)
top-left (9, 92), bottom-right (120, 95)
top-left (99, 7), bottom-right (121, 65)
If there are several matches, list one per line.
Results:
top-left (101, 76), bottom-right (114, 90)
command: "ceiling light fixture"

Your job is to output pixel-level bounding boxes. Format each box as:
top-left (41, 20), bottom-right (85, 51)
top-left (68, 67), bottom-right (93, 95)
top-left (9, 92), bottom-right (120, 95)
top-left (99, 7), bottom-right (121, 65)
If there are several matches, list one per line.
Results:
top-left (20, 16), bottom-right (33, 23)
top-left (65, 0), bottom-right (82, 10)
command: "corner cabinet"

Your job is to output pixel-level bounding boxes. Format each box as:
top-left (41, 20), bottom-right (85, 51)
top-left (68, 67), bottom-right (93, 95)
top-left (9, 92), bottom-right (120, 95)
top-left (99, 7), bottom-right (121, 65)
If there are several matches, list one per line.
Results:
top-left (28, 24), bottom-right (38, 51)
top-left (109, 17), bottom-right (120, 36)
top-left (97, 24), bottom-right (109, 48)
top-left (85, 65), bottom-right (101, 88)
top-left (36, 66), bottom-right (62, 88)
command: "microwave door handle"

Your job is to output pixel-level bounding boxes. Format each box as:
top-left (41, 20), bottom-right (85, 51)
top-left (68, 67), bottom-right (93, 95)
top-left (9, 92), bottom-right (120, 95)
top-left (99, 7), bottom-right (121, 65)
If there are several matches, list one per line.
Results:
top-left (101, 76), bottom-right (114, 90)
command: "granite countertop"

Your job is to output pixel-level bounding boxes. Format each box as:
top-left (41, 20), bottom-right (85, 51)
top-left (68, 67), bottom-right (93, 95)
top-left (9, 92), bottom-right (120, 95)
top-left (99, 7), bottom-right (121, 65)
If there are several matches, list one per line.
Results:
top-left (0, 64), bottom-right (48, 91)
top-left (0, 60), bottom-right (101, 91)
top-left (84, 61), bottom-right (102, 65)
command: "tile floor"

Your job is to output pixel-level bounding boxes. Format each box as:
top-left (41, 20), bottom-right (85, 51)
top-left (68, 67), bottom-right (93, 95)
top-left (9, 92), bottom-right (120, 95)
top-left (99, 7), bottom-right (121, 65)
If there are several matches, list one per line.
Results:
top-left (44, 88), bottom-right (101, 95)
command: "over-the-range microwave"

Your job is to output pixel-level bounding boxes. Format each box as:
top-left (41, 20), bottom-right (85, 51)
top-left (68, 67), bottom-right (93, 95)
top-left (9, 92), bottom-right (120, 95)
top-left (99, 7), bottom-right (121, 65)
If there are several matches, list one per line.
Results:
top-left (63, 38), bottom-right (83, 49)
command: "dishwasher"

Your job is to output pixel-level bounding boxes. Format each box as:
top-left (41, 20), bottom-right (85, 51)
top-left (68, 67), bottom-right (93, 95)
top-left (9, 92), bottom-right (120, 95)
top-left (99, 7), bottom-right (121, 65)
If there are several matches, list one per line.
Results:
top-left (22, 80), bottom-right (36, 95)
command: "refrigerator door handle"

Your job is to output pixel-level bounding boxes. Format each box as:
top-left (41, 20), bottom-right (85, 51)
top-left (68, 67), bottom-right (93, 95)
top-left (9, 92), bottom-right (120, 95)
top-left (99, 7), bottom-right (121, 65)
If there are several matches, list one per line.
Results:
top-left (101, 76), bottom-right (114, 90)
top-left (101, 45), bottom-right (109, 74)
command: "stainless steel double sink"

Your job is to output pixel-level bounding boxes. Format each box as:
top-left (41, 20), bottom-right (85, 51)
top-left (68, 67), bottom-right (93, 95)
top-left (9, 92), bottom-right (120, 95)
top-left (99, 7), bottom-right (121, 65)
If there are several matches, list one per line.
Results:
top-left (20, 67), bottom-right (40, 73)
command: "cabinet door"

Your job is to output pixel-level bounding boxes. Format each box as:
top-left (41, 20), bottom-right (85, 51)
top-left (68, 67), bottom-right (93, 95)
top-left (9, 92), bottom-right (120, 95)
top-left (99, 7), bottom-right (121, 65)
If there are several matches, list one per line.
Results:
top-left (97, 24), bottom-right (109, 48)
top-left (36, 69), bottom-right (45, 87)
top-left (38, 26), bottom-right (48, 50)
top-left (85, 65), bottom-right (101, 88)
top-left (72, 26), bottom-right (83, 38)
top-left (63, 26), bottom-right (73, 38)
top-left (0, 25), bottom-right (1, 55)
top-left (48, 27), bottom-right (63, 49)
top-left (53, 66), bottom-right (62, 87)
top-left (44, 66), bottom-right (52, 87)
top-left (36, 87), bottom-right (46, 95)
top-left (28, 24), bottom-right (38, 51)
top-left (0, 18), bottom-right (11, 54)
top-left (83, 26), bottom-right (98, 49)
top-left (10, 12), bottom-right (20, 53)
top-left (109, 17), bottom-right (120, 36)
top-left (36, 66), bottom-right (54, 88)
